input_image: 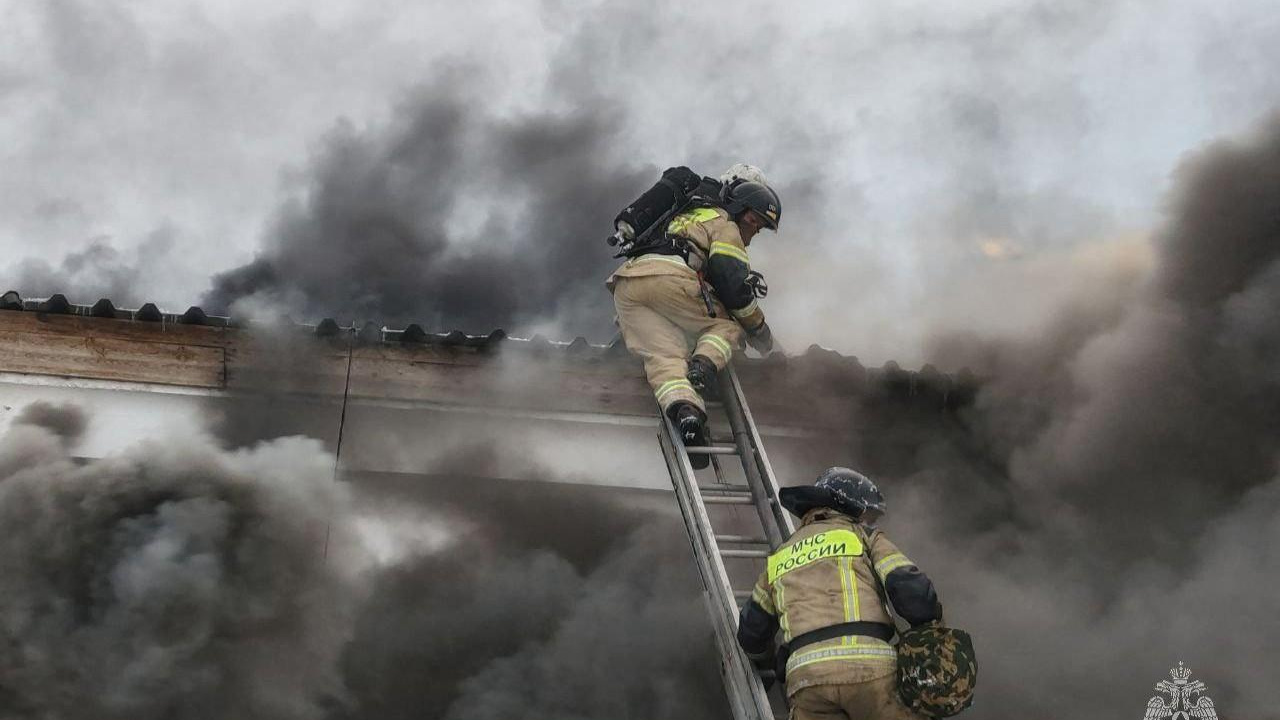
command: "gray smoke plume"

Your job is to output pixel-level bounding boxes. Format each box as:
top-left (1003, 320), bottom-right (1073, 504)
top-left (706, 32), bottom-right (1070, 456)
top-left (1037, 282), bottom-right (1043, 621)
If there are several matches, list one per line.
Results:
top-left (10, 400), bottom-right (86, 443)
top-left (0, 402), bottom-right (362, 720)
top-left (181, 309), bottom-right (730, 720)
top-left (0, 394), bottom-right (730, 720)
top-left (866, 114), bottom-right (1280, 717)
top-left (6, 228), bottom-right (183, 310)
top-left (438, 522), bottom-right (727, 720)
top-left (201, 79), bottom-right (652, 337)
top-left (320, 422), bottom-right (731, 720)
top-left (334, 476), bottom-right (727, 720)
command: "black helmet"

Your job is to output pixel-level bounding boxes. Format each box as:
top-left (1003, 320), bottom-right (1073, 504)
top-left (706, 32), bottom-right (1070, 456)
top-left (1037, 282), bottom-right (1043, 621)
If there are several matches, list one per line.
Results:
top-left (779, 467), bottom-right (886, 519)
top-left (723, 180), bottom-right (781, 230)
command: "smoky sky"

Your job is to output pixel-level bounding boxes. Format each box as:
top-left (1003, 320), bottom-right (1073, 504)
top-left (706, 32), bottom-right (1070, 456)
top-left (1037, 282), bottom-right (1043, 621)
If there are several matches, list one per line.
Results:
top-left (3, 1), bottom-right (1280, 718)
top-left (5, 0), bottom-right (1280, 361)
top-left (870, 114), bottom-right (1280, 718)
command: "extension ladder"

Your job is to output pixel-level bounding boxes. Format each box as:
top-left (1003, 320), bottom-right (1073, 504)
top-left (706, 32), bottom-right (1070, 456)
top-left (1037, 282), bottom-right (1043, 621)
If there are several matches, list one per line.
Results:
top-left (658, 364), bottom-right (795, 720)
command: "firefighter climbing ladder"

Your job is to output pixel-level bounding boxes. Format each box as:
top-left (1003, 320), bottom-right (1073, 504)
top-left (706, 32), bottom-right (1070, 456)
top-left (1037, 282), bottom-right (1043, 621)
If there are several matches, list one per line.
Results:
top-left (658, 365), bottom-right (795, 720)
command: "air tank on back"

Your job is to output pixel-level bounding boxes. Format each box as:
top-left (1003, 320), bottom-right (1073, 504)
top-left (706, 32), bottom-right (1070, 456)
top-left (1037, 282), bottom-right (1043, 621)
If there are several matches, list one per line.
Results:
top-left (608, 166), bottom-right (704, 253)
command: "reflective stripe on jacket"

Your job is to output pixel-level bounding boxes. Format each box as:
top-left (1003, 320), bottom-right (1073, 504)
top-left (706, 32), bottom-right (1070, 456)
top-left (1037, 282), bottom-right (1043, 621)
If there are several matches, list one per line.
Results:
top-left (740, 510), bottom-right (923, 694)
top-left (606, 207), bottom-right (767, 332)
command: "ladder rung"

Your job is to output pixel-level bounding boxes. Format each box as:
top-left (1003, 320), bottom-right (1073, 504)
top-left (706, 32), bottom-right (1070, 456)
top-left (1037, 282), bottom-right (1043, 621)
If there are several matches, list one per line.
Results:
top-left (699, 487), bottom-right (750, 496)
top-left (734, 590), bottom-right (752, 600)
top-left (698, 483), bottom-right (748, 493)
top-left (710, 435), bottom-right (736, 444)
top-left (720, 548), bottom-right (769, 558)
top-left (685, 445), bottom-right (739, 455)
top-left (702, 494), bottom-right (753, 505)
top-left (715, 534), bottom-right (769, 545)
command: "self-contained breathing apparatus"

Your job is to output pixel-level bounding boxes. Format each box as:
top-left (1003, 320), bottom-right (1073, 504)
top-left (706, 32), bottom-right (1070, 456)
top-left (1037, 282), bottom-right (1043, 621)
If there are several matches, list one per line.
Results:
top-left (608, 166), bottom-right (772, 317)
top-left (608, 166), bottom-right (772, 287)
top-left (606, 166), bottom-right (723, 258)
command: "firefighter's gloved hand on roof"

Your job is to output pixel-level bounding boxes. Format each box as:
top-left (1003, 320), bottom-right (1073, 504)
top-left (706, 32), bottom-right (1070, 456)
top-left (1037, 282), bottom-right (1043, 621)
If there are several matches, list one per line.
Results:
top-left (745, 322), bottom-right (773, 355)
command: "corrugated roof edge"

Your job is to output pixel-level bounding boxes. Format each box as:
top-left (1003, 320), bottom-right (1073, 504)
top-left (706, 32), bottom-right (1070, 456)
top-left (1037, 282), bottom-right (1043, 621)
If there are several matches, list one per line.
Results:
top-left (2, 291), bottom-right (231, 327)
top-left (1, 292), bottom-right (980, 400)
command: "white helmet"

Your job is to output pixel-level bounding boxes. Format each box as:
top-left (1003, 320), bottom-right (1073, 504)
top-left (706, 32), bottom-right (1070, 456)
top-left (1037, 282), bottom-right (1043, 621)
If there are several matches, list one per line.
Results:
top-left (720, 163), bottom-right (767, 186)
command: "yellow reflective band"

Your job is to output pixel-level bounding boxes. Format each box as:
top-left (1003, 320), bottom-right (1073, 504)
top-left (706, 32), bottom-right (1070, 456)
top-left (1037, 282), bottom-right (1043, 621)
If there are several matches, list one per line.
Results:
top-left (709, 241), bottom-right (750, 264)
top-left (731, 299), bottom-right (759, 318)
top-left (777, 578), bottom-right (790, 641)
top-left (698, 334), bottom-right (733, 363)
top-left (667, 207), bottom-right (722, 235)
top-left (786, 642), bottom-right (896, 674)
top-left (852, 562), bottom-right (862, 622)
top-left (767, 529), bottom-right (864, 584)
top-left (751, 584), bottom-right (772, 611)
top-left (655, 379), bottom-right (693, 401)
top-left (839, 556), bottom-right (860, 622)
top-left (839, 557), bottom-right (852, 626)
top-left (875, 553), bottom-right (914, 579)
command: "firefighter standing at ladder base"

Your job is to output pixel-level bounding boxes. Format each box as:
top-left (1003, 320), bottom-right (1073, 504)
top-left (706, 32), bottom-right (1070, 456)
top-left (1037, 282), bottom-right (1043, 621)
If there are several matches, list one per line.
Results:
top-left (606, 166), bottom-right (779, 467)
top-left (737, 468), bottom-right (977, 719)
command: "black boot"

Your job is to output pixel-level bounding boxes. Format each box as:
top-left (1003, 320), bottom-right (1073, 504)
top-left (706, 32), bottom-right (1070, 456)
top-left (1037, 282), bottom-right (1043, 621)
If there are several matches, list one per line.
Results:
top-left (686, 354), bottom-right (720, 399)
top-left (666, 401), bottom-right (710, 470)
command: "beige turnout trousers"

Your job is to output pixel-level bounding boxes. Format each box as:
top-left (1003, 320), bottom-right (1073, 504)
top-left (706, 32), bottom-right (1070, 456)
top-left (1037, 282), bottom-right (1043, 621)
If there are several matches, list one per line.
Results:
top-left (788, 674), bottom-right (922, 720)
top-left (611, 272), bottom-right (744, 412)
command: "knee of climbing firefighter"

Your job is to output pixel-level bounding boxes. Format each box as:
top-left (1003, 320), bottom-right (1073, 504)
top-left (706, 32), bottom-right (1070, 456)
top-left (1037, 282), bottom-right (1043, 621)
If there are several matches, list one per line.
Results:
top-left (643, 350), bottom-right (692, 386)
top-left (694, 333), bottom-right (734, 367)
top-left (718, 320), bottom-right (745, 346)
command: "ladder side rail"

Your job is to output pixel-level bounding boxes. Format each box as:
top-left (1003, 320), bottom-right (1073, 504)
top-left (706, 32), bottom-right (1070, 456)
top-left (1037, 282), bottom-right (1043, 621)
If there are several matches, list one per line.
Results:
top-left (727, 366), bottom-right (793, 535)
top-left (719, 375), bottom-right (786, 548)
top-left (659, 420), bottom-right (774, 720)
top-left (721, 366), bottom-right (788, 540)
top-left (699, 590), bottom-right (761, 720)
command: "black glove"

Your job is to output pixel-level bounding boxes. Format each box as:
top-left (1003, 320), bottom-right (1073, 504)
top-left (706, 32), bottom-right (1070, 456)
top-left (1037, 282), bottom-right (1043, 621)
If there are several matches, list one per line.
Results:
top-left (746, 647), bottom-right (777, 692)
top-left (746, 323), bottom-right (774, 355)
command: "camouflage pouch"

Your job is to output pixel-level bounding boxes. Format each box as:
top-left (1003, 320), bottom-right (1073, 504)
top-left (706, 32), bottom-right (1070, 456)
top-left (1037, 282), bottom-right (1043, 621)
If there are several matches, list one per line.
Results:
top-left (896, 623), bottom-right (977, 717)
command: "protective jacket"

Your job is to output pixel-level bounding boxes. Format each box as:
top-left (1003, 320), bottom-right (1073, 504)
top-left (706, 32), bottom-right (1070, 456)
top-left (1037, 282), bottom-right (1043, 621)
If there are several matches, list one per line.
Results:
top-left (607, 206), bottom-right (767, 335)
top-left (736, 508), bottom-right (942, 697)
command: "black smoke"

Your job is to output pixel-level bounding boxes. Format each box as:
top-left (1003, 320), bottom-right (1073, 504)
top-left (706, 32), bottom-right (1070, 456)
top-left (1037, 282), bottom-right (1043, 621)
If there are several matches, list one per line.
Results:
top-left (334, 474), bottom-right (728, 720)
top-left (201, 81), bottom-right (652, 337)
top-left (0, 397), bottom-right (730, 720)
top-left (849, 114), bottom-right (1280, 717)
